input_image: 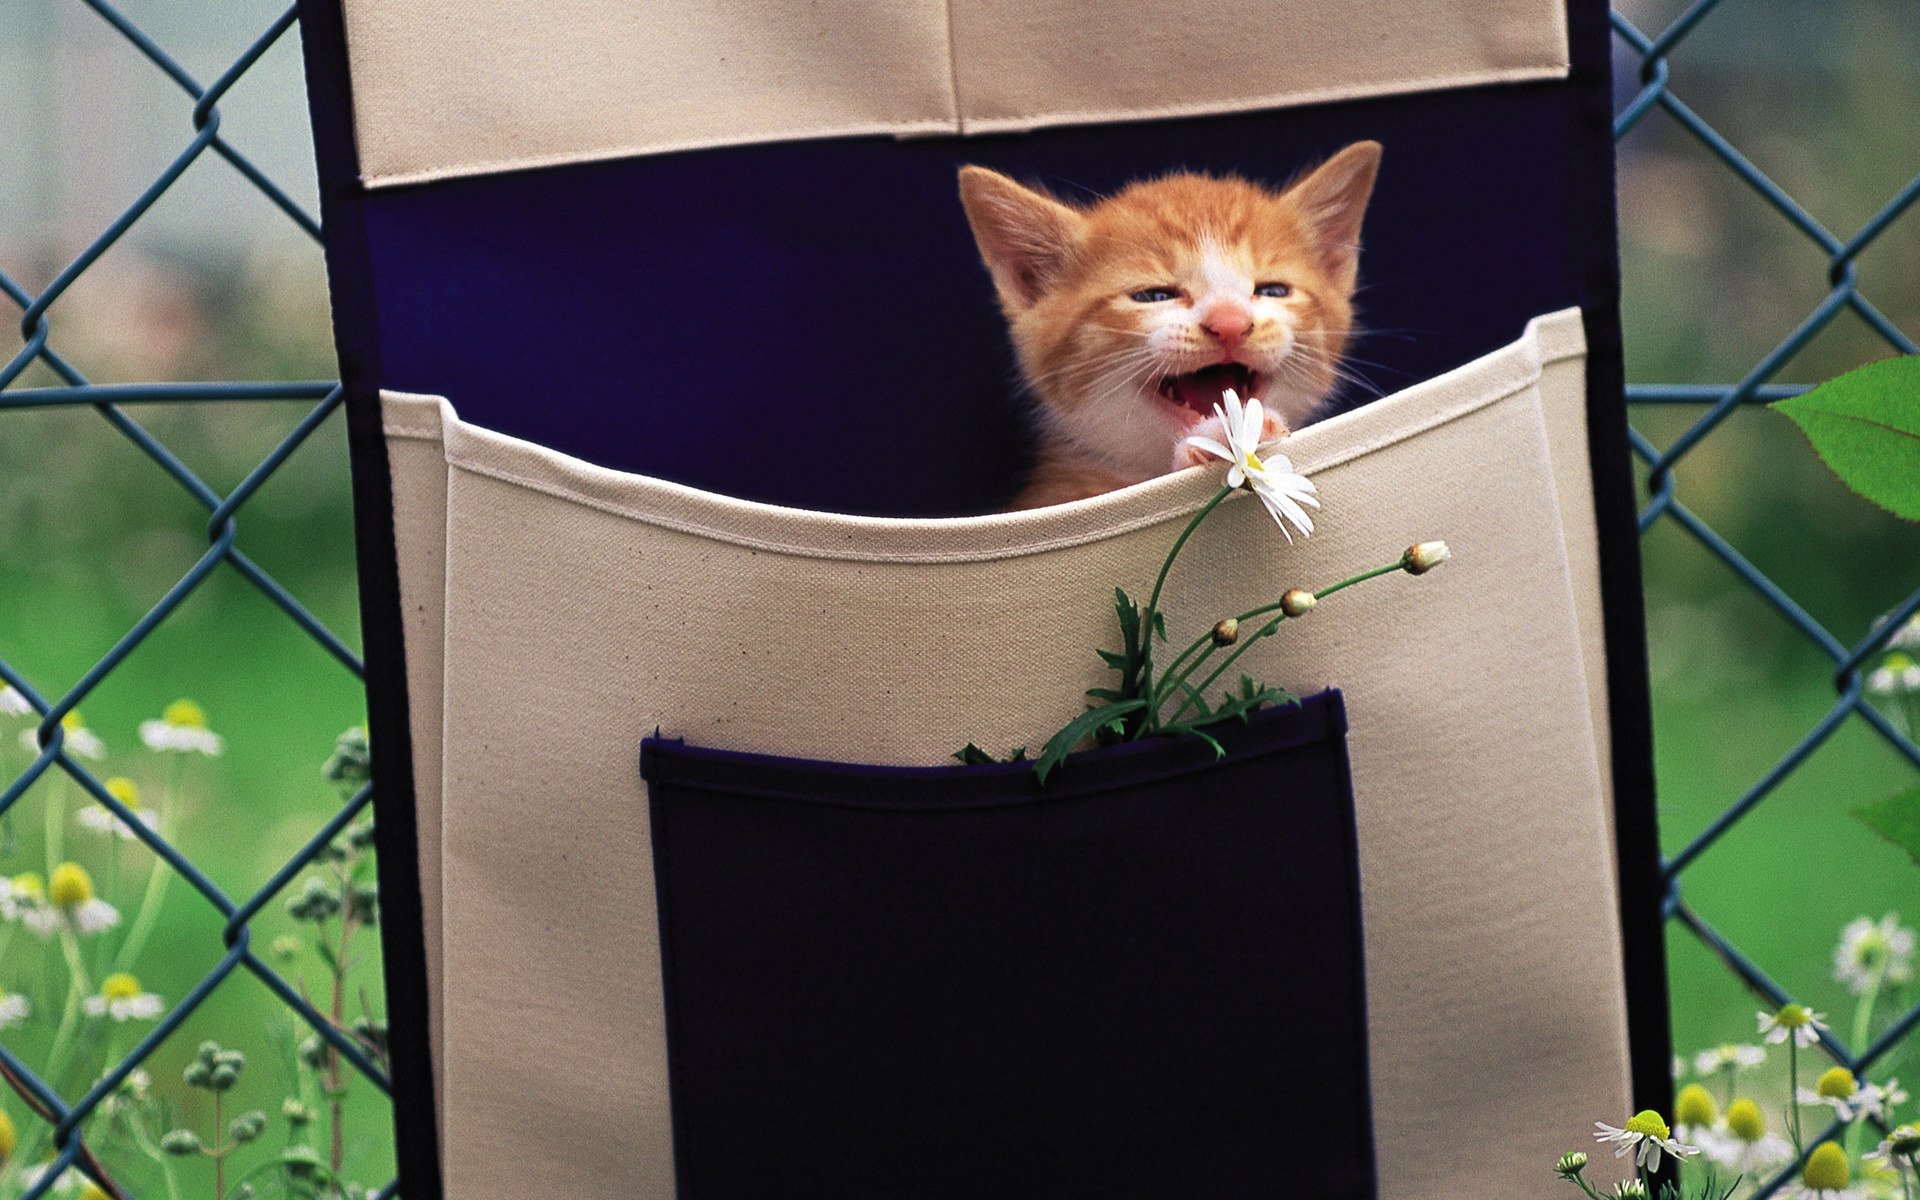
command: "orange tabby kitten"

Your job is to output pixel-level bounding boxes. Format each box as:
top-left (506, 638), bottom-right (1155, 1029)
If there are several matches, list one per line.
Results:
top-left (958, 142), bottom-right (1382, 509)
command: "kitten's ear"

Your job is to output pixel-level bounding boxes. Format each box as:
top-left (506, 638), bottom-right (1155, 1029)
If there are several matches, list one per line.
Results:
top-left (1287, 141), bottom-right (1382, 292)
top-left (958, 166), bottom-right (1086, 310)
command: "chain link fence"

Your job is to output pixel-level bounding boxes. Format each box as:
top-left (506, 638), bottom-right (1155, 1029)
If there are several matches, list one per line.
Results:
top-left (0, 2), bottom-right (1914, 1197)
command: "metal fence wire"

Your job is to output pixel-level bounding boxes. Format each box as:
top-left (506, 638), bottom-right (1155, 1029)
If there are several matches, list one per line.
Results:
top-left (0, 2), bottom-right (1915, 1198)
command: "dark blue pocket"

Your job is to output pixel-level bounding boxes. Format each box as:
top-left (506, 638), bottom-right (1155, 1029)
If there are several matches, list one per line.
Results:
top-left (639, 689), bottom-right (1373, 1200)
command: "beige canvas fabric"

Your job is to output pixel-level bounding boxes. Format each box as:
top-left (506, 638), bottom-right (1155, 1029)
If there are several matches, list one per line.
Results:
top-left (381, 306), bottom-right (1631, 1197)
top-left (340, 0), bottom-right (1569, 188)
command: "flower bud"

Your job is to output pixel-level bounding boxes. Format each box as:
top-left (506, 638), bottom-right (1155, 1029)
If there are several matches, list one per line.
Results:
top-left (208, 1063), bottom-right (241, 1092)
top-left (298, 1034), bottom-right (326, 1069)
top-left (183, 1061), bottom-right (212, 1089)
top-left (1211, 619), bottom-right (1239, 646)
top-left (1401, 540), bottom-right (1451, 575)
top-left (271, 935), bottom-right (304, 961)
top-left (1614, 1181), bottom-right (1648, 1200)
top-left (1280, 589), bottom-right (1316, 617)
top-left (1554, 1151), bottom-right (1587, 1176)
top-left (283, 1098), bottom-right (315, 1126)
top-left (161, 1128), bottom-right (204, 1156)
top-left (230, 1111), bottom-right (268, 1144)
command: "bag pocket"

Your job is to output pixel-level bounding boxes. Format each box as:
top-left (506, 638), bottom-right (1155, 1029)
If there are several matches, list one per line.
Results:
top-left (640, 689), bottom-right (1373, 1200)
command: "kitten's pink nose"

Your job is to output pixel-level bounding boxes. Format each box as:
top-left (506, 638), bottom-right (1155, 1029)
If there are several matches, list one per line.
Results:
top-left (1200, 304), bottom-right (1254, 347)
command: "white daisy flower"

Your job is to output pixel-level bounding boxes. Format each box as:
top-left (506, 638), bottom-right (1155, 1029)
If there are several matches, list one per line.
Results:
top-left (46, 862), bottom-right (119, 936)
top-left (1595, 1109), bottom-right (1700, 1173)
top-left (1892, 616), bottom-right (1920, 651)
top-left (0, 988), bottom-right (29, 1029)
top-left (1864, 1124), bottom-right (1920, 1176)
top-left (82, 973), bottom-right (164, 1022)
top-left (1793, 1141), bottom-right (1866, 1200)
top-left (1694, 1042), bottom-right (1768, 1075)
top-left (0, 685), bottom-right (30, 716)
top-left (76, 776), bottom-right (158, 841)
top-left (19, 710), bottom-right (104, 760)
top-left (1183, 391), bottom-right (1320, 541)
top-left (138, 699), bottom-right (223, 756)
top-left (1760, 1003), bottom-right (1830, 1047)
top-left (1703, 1098), bottom-right (1795, 1174)
top-left (1835, 914), bottom-right (1916, 993)
top-left (1798, 1069), bottom-right (1902, 1123)
top-left (3, 871), bottom-right (61, 937)
top-left (1867, 652), bottom-right (1920, 695)
top-left (1673, 1083), bottom-right (1719, 1144)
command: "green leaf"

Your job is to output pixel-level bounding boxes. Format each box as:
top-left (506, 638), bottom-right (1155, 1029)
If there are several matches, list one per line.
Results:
top-left (1773, 357), bottom-right (1920, 520)
top-left (1159, 723), bottom-right (1226, 759)
top-left (1852, 786), bottom-right (1920, 867)
top-left (1033, 699), bottom-right (1148, 785)
top-left (1095, 648), bottom-right (1130, 669)
top-left (953, 743), bottom-right (996, 766)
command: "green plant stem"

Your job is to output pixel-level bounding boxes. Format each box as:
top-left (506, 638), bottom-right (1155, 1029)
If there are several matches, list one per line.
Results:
top-left (39, 926), bottom-right (94, 1103)
top-left (1788, 1038), bottom-right (1802, 1154)
top-left (114, 756), bottom-right (182, 975)
top-left (1137, 488), bottom-right (1233, 708)
top-left (1163, 559), bottom-right (1406, 727)
top-left (1847, 961), bottom-right (1889, 1163)
top-left (1148, 592), bottom-right (1302, 728)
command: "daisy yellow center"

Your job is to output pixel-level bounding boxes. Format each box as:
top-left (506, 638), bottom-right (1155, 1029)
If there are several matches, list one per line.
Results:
top-left (1776, 1003), bottom-right (1811, 1027)
top-left (1726, 1098), bottom-right (1767, 1143)
top-left (1241, 451), bottom-right (1264, 475)
top-left (101, 973), bottom-right (142, 1002)
top-left (1888, 652), bottom-right (1917, 672)
top-left (80, 1183), bottom-right (112, 1200)
top-left (1623, 1110), bottom-right (1671, 1140)
top-left (1674, 1083), bottom-right (1717, 1127)
top-left (1803, 1142), bottom-right (1850, 1191)
top-left (104, 777), bottom-right (141, 809)
top-left (1851, 929), bottom-right (1889, 966)
top-left (61, 711), bottom-right (86, 732)
top-left (163, 699), bottom-right (207, 728)
top-left (0, 1107), bottom-right (14, 1160)
top-left (11, 872), bottom-right (45, 900)
top-left (1815, 1067), bottom-right (1858, 1100)
top-left (49, 862), bottom-right (95, 908)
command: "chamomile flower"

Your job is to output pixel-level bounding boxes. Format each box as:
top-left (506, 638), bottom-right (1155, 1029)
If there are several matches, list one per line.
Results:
top-left (82, 973), bottom-right (163, 1022)
top-left (46, 862), bottom-right (119, 936)
top-left (0, 989), bottom-right (28, 1029)
top-left (0, 685), bottom-right (29, 717)
top-left (1183, 391), bottom-right (1320, 541)
top-left (19, 711), bottom-right (104, 760)
top-left (139, 699), bottom-right (223, 756)
top-left (1892, 616), bottom-right (1920, 651)
top-left (1761, 1003), bottom-right (1830, 1047)
top-left (1867, 652), bottom-right (1920, 695)
top-left (1799, 1070), bottom-right (1902, 1123)
top-left (1673, 1083), bottom-right (1719, 1142)
top-left (17, 1162), bottom-right (80, 1194)
top-left (1835, 914), bottom-right (1916, 993)
top-left (77, 776), bottom-right (157, 841)
top-left (1864, 1125), bottom-right (1920, 1178)
top-left (5, 872), bottom-right (60, 937)
top-left (1695, 1043), bottom-right (1767, 1075)
top-left (1703, 1097), bottom-right (1795, 1175)
top-left (1794, 1141), bottom-right (1866, 1200)
top-left (1595, 1109), bottom-right (1700, 1172)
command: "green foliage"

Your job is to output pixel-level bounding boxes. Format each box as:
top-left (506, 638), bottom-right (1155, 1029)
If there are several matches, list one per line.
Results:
top-left (1852, 786), bottom-right (1920, 867)
top-left (1772, 357), bottom-right (1920, 521)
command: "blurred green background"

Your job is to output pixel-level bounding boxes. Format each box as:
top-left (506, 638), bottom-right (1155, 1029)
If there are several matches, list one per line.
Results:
top-left (0, 0), bottom-right (1917, 1194)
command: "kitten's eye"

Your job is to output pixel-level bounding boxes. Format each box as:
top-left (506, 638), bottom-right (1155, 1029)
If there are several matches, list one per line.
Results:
top-left (1129, 287), bottom-right (1179, 303)
top-left (1255, 282), bottom-right (1293, 298)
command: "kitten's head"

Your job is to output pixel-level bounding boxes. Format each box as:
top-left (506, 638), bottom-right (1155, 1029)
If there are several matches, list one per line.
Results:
top-left (959, 143), bottom-right (1381, 477)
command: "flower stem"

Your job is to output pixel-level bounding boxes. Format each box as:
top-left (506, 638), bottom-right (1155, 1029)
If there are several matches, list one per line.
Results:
top-left (1137, 488), bottom-right (1234, 714)
top-left (1847, 960), bottom-right (1889, 1163)
top-left (1163, 559), bottom-right (1407, 727)
top-left (1788, 1038), bottom-right (1802, 1154)
top-left (113, 756), bottom-right (181, 975)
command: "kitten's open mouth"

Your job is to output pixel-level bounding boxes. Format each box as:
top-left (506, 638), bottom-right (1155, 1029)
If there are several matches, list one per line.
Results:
top-left (1156, 364), bottom-right (1261, 421)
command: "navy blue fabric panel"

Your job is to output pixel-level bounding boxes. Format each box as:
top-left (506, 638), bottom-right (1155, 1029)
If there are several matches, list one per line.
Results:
top-left (639, 691), bottom-right (1373, 1200)
top-left (361, 85), bottom-right (1574, 516)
